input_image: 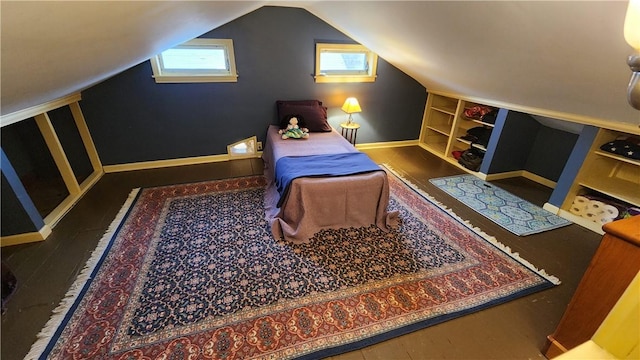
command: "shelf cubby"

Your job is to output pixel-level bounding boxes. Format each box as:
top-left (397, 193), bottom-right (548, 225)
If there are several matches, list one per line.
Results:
top-left (559, 128), bottom-right (640, 232)
top-left (419, 92), bottom-right (496, 173)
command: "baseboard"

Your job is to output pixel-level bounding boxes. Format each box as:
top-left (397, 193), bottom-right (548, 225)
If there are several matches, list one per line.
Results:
top-left (12, 142), bottom-right (416, 242)
top-left (1, 225), bottom-right (52, 247)
top-left (103, 141), bottom-right (419, 173)
top-left (557, 209), bottom-right (605, 235)
top-left (522, 171), bottom-right (557, 188)
top-left (356, 139), bottom-right (419, 150)
top-left (43, 170), bottom-right (104, 228)
top-left (103, 153), bottom-right (236, 173)
top-left (484, 171), bottom-right (523, 181)
top-left (484, 170), bottom-right (556, 189)
top-left (543, 202), bottom-right (561, 214)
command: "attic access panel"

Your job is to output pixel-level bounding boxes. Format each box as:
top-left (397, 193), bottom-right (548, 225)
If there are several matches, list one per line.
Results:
top-left (227, 136), bottom-right (258, 159)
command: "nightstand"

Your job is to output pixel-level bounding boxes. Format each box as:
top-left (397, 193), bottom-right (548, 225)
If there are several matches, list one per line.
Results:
top-left (340, 122), bottom-right (361, 145)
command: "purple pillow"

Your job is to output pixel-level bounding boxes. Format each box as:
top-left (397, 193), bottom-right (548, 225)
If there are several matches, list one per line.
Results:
top-left (276, 100), bottom-right (331, 132)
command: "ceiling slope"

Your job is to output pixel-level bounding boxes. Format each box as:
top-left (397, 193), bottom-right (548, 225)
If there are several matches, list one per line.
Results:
top-left (303, 1), bottom-right (639, 130)
top-left (0, 1), bottom-right (264, 116)
top-left (1, 1), bottom-right (638, 131)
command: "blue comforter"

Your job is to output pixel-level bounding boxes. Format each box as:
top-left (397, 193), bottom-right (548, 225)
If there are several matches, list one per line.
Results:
top-left (275, 152), bottom-right (382, 207)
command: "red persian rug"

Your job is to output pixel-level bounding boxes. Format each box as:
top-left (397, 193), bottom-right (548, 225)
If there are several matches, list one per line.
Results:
top-left (27, 167), bottom-right (559, 359)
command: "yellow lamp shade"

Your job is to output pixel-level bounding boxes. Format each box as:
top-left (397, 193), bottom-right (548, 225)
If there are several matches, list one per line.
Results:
top-left (625, 0), bottom-right (640, 50)
top-left (341, 97), bottom-right (362, 114)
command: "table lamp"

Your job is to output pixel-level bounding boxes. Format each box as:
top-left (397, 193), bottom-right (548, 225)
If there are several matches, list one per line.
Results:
top-left (341, 97), bottom-right (362, 125)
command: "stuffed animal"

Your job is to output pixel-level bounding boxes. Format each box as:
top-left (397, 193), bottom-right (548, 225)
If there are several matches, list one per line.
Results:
top-left (279, 116), bottom-right (309, 139)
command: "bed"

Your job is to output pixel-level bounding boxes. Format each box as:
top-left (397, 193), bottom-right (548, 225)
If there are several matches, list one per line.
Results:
top-left (263, 100), bottom-right (398, 243)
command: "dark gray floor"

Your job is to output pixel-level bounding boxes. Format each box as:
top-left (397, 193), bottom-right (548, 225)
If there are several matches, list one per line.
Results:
top-left (1, 146), bottom-right (601, 360)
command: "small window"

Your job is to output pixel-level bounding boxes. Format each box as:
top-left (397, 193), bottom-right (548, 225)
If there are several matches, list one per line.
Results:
top-left (315, 43), bottom-right (378, 83)
top-left (150, 39), bottom-right (238, 83)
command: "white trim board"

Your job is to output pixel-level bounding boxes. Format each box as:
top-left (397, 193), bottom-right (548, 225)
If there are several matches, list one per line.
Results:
top-left (428, 90), bottom-right (640, 136)
top-left (1, 93), bottom-right (82, 127)
top-left (103, 153), bottom-right (245, 173)
top-left (1, 225), bottom-right (52, 247)
top-left (484, 170), bottom-right (557, 189)
top-left (557, 209), bottom-right (605, 235)
top-left (103, 141), bottom-right (421, 173)
top-left (355, 139), bottom-right (419, 150)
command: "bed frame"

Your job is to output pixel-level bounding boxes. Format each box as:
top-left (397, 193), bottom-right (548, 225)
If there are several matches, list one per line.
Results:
top-left (262, 125), bottom-right (398, 243)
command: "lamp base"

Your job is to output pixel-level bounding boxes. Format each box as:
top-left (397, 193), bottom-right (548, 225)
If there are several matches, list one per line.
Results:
top-left (346, 114), bottom-right (354, 125)
top-left (628, 52), bottom-right (640, 111)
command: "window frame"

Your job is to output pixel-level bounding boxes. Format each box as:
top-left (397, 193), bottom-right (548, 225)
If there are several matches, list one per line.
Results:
top-left (150, 38), bottom-right (238, 83)
top-left (314, 43), bottom-right (378, 83)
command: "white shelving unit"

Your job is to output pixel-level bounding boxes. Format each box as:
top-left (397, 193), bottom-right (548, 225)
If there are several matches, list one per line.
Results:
top-left (559, 128), bottom-right (640, 234)
top-left (419, 91), bottom-right (640, 235)
top-left (419, 92), bottom-right (495, 173)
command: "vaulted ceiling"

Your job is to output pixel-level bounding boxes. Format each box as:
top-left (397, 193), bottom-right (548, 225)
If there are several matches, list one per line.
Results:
top-left (2, 1), bottom-right (638, 131)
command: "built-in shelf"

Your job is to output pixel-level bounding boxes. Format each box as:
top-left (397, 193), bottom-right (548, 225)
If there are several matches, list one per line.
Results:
top-left (578, 179), bottom-right (640, 207)
top-left (559, 128), bottom-right (640, 233)
top-left (420, 93), bottom-right (640, 235)
top-left (427, 124), bottom-right (452, 137)
top-left (593, 150), bottom-right (640, 166)
top-left (469, 118), bottom-right (496, 128)
top-left (432, 105), bottom-right (456, 116)
top-left (419, 93), bottom-right (496, 173)
top-left (455, 137), bottom-right (487, 151)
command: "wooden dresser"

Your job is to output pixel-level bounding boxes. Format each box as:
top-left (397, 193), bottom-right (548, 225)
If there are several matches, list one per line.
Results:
top-left (543, 216), bottom-right (640, 358)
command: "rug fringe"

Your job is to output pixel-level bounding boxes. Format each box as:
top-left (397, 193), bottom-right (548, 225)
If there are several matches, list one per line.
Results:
top-left (380, 164), bottom-right (561, 285)
top-left (24, 188), bottom-right (141, 360)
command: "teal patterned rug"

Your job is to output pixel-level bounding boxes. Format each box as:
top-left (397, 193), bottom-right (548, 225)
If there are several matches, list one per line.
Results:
top-left (429, 175), bottom-right (571, 236)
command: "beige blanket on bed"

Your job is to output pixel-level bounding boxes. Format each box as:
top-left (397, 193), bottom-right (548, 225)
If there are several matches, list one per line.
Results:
top-left (263, 125), bottom-right (398, 243)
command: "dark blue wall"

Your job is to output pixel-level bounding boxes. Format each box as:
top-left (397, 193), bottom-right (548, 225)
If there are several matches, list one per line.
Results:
top-left (1, 173), bottom-right (39, 236)
top-left (486, 110), bottom-right (578, 182)
top-left (487, 111), bottom-right (540, 174)
top-left (81, 6), bottom-right (427, 165)
top-left (480, 108), bottom-right (508, 174)
top-left (525, 126), bottom-right (579, 181)
top-left (49, 106), bottom-right (94, 184)
top-left (1, 149), bottom-right (44, 237)
top-left (549, 125), bottom-right (599, 207)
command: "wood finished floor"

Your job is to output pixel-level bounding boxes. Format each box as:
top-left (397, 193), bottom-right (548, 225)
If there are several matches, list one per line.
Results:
top-left (1, 146), bottom-right (601, 360)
